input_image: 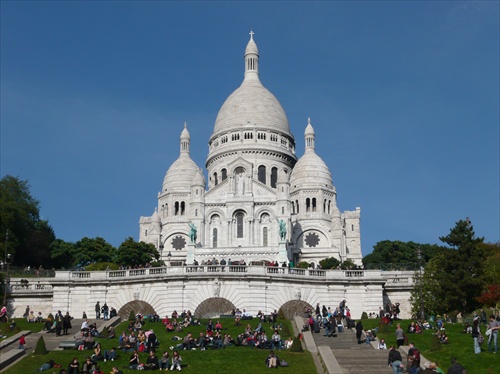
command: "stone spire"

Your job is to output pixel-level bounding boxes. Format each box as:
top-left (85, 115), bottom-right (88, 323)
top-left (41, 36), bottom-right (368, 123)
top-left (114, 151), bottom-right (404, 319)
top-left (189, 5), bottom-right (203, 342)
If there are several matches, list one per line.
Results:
top-left (180, 122), bottom-right (190, 154)
top-left (244, 30), bottom-right (259, 82)
top-left (304, 117), bottom-right (315, 151)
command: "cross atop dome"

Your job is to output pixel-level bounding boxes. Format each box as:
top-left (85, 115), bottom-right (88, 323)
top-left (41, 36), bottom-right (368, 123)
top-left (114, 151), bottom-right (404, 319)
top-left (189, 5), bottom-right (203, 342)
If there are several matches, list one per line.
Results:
top-left (249, 30), bottom-right (254, 40)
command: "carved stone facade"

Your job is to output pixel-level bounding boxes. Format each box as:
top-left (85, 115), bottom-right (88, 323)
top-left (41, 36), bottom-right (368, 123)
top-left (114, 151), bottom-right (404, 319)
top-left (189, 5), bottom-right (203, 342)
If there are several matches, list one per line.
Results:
top-left (139, 34), bottom-right (362, 267)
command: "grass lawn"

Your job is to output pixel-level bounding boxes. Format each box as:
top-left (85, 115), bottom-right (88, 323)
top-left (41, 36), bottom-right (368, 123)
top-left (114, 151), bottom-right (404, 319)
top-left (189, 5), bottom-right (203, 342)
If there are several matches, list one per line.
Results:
top-left (361, 318), bottom-right (500, 374)
top-left (0, 318), bottom-right (45, 337)
top-left (2, 317), bottom-right (315, 374)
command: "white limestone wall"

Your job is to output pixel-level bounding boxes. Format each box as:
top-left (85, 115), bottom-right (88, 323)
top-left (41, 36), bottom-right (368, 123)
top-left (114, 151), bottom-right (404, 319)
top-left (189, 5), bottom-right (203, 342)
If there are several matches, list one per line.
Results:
top-left (11, 270), bottom-right (414, 321)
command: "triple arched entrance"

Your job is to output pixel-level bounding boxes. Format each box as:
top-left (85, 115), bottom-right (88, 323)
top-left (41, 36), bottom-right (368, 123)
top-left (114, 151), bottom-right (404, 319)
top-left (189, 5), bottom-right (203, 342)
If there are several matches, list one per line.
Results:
top-left (118, 298), bottom-right (312, 320)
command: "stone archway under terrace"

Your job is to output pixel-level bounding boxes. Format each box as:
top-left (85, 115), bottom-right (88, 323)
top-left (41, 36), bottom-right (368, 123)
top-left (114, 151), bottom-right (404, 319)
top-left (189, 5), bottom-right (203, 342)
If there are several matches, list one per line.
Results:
top-left (279, 300), bottom-right (313, 320)
top-left (118, 300), bottom-right (156, 320)
top-left (194, 298), bottom-right (236, 318)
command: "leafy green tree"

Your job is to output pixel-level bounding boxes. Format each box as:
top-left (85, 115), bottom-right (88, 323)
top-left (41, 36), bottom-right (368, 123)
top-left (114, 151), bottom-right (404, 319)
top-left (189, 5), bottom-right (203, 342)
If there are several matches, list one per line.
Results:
top-left (23, 220), bottom-right (56, 268)
top-left (0, 175), bottom-right (43, 266)
top-left (49, 239), bottom-right (76, 269)
top-left (412, 219), bottom-right (488, 316)
top-left (73, 237), bottom-right (115, 267)
top-left (319, 257), bottom-right (340, 269)
top-left (363, 240), bottom-right (441, 269)
top-left (340, 259), bottom-right (356, 270)
top-left (114, 237), bottom-right (159, 267)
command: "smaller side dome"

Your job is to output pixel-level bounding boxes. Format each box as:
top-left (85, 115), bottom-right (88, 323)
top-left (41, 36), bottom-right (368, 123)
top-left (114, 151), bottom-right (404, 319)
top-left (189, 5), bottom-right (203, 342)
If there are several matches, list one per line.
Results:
top-left (193, 169), bottom-right (206, 187)
top-left (162, 124), bottom-right (202, 192)
top-left (290, 119), bottom-right (333, 189)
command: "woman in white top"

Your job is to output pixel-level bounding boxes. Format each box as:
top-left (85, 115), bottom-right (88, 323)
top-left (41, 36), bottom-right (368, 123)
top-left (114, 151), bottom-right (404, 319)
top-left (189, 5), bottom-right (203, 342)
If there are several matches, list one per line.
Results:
top-left (378, 338), bottom-right (387, 350)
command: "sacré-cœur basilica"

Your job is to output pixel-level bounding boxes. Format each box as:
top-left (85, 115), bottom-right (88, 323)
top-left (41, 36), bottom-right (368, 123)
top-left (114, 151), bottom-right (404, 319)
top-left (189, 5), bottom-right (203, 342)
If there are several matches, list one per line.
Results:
top-left (139, 33), bottom-right (362, 269)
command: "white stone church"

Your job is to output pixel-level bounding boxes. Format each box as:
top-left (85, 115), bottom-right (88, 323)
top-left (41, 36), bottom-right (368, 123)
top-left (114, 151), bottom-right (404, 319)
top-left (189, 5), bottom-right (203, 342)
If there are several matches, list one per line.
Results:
top-left (139, 33), bottom-right (362, 268)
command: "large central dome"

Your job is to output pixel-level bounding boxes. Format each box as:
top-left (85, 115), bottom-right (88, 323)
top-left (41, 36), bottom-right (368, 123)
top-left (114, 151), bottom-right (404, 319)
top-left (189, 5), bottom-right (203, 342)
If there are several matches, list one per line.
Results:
top-left (210, 33), bottom-right (293, 141)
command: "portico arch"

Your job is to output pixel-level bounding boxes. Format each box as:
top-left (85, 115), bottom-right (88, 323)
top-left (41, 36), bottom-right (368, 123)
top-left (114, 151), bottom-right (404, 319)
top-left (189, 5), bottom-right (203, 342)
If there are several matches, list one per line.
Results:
top-left (118, 300), bottom-right (156, 320)
top-left (194, 297), bottom-right (236, 318)
top-left (279, 300), bottom-right (313, 320)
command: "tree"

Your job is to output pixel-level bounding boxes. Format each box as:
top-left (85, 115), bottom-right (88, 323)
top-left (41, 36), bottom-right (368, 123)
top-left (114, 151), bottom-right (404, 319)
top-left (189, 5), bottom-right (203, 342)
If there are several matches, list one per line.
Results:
top-left (319, 257), bottom-right (340, 270)
top-left (0, 175), bottom-right (43, 266)
top-left (49, 239), bottom-right (77, 269)
top-left (23, 220), bottom-right (56, 268)
top-left (114, 237), bottom-right (159, 267)
top-left (412, 219), bottom-right (488, 317)
top-left (73, 237), bottom-right (115, 267)
top-left (363, 240), bottom-right (441, 270)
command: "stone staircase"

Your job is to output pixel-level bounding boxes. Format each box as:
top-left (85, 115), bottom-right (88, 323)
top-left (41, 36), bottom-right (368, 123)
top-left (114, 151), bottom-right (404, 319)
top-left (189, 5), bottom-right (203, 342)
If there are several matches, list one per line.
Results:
top-left (312, 328), bottom-right (391, 373)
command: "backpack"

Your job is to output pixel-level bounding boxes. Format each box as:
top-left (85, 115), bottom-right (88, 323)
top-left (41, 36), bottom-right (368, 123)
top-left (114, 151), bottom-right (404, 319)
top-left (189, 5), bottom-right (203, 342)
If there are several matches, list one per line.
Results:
top-left (411, 349), bottom-right (420, 366)
top-left (268, 356), bottom-right (277, 368)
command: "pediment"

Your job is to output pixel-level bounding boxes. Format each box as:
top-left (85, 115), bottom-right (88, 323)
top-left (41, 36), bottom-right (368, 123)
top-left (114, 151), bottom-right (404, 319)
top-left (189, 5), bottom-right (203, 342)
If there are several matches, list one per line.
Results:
top-left (227, 154), bottom-right (254, 176)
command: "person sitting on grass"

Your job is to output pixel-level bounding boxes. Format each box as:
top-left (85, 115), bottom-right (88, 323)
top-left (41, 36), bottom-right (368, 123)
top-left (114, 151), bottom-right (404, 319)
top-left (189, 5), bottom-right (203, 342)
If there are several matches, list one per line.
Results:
top-left (129, 350), bottom-right (140, 370)
top-left (271, 330), bottom-right (282, 350)
top-left (265, 350), bottom-right (280, 368)
top-left (80, 356), bottom-right (96, 374)
top-left (144, 350), bottom-right (159, 370)
top-left (223, 333), bottom-right (235, 347)
top-left (103, 347), bottom-right (116, 361)
top-left (67, 358), bottom-right (79, 374)
top-left (170, 350), bottom-right (182, 371)
top-left (111, 367), bottom-right (123, 374)
top-left (159, 351), bottom-right (170, 371)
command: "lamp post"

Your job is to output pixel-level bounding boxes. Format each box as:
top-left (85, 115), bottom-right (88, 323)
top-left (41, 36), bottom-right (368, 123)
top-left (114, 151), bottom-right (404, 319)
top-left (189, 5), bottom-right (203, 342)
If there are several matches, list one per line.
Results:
top-left (416, 248), bottom-right (425, 320)
top-left (167, 251), bottom-right (172, 267)
top-left (2, 230), bottom-right (10, 307)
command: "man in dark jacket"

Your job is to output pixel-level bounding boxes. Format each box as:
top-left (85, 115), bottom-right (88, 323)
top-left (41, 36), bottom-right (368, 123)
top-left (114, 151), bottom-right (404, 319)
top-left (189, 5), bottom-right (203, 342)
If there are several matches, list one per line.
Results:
top-left (355, 320), bottom-right (363, 343)
top-left (388, 346), bottom-right (403, 373)
top-left (447, 357), bottom-right (467, 374)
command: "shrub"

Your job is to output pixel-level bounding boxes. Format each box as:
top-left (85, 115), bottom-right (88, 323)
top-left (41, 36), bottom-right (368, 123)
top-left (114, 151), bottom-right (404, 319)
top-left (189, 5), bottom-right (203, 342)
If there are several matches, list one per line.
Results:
top-left (297, 261), bottom-right (309, 269)
top-left (129, 310), bottom-right (136, 321)
top-left (319, 257), bottom-right (340, 270)
top-left (277, 308), bottom-right (285, 320)
top-left (150, 260), bottom-right (165, 267)
top-left (34, 336), bottom-right (47, 355)
top-left (290, 336), bottom-right (303, 352)
top-left (361, 312), bottom-right (368, 320)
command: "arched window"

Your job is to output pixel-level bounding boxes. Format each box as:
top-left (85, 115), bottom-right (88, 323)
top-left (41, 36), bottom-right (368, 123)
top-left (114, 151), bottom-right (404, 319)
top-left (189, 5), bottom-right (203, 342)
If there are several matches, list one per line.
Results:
top-left (258, 165), bottom-right (266, 184)
top-left (296, 200), bottom-right (299, 214)
top-left (214, 172), bottom-right (218, 186)
top-left (195, 209), bottom-right (198, 217)
top-left (306, 198), bottom-right (311, 212)
top-left (328, 200), bottom-right (331, 215)
top-left (236, 213), bottom-right (244, 238)
top-left (213, 228), bottom-right (218, 248)
top-left (263, 227), bottom-right (268, 246)
top-left (323, 199), bottom-right (327, 213)
top-left (180, 201), bottom-right (185, 215)
top-left (221, 168), bottom-right (227, 181)
top-left (271, 167), bottom-right (278, 188)
top-left (312, 198), bottom-right (317, 212)
top-left (175, 201), bottom-right (179, 215)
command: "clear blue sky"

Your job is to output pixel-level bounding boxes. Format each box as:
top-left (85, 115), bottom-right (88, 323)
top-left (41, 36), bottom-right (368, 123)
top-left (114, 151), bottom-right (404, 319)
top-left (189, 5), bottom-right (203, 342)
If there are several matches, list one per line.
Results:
top-left (1, 1), bottom-right (499, 255)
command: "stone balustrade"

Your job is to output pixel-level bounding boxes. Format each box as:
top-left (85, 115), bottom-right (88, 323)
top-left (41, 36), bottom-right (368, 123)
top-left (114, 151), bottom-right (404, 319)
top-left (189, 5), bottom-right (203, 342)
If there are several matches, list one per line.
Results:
top-left (49, 265), bottom-right (391, 282)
